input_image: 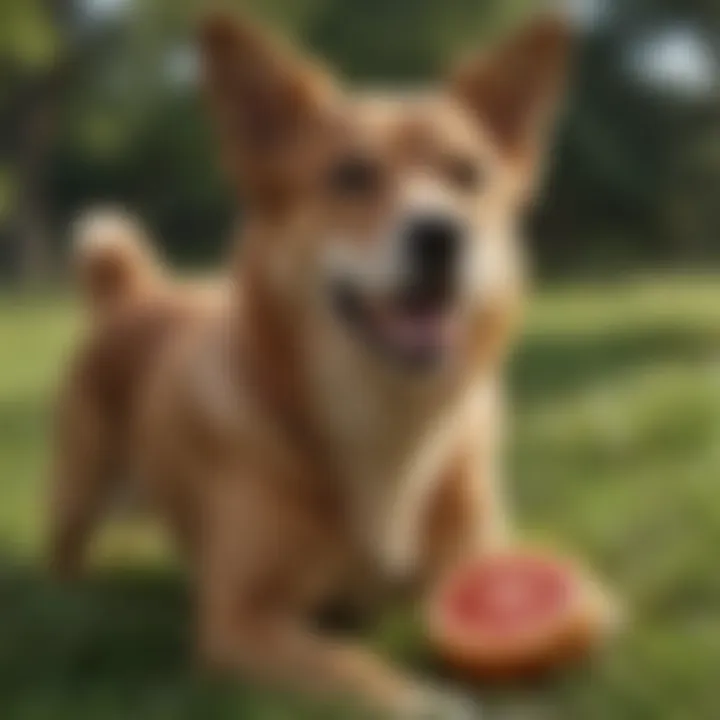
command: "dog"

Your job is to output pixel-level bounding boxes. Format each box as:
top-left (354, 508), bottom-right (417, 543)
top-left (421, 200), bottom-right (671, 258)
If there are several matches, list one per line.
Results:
top-left (49, 11), bottom-right (574, 717)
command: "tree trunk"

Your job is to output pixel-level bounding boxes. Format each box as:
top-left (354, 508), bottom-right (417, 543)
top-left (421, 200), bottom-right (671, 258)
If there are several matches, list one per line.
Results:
top-left (7, 0), bottom-right (76, 286)
top-left (13, 80), bottom-right (56, 285)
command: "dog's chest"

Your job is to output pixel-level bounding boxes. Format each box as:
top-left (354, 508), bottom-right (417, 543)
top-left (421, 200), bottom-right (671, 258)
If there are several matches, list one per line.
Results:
top-left (305, 344), bottom-right (476, 577)
top-left (307, 344), bottom-right (447, 480)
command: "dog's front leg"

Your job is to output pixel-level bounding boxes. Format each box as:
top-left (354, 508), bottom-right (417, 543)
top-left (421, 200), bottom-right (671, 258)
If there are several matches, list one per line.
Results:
top-left (460, 379), bottom-right (514, 557)
top-left (420, 440), bottom-right (512, 582)
top-left (462, 439), bottom-right (512, 555)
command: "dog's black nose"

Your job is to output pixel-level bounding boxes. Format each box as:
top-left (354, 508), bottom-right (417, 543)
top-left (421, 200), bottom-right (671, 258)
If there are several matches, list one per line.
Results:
top-left (406, 214), bottom-right (463, 280)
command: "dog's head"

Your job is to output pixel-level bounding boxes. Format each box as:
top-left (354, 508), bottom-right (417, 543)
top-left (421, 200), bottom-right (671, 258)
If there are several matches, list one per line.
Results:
top-left (201, 13), bottom-right (571, 373)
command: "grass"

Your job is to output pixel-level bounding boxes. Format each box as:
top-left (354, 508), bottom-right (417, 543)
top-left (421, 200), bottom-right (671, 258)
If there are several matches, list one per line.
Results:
top-left (2, 277), bottom-right (720, 718)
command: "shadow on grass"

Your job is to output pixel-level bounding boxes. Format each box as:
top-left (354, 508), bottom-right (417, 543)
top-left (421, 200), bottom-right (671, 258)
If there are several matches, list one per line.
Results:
top-left (0, 562), bottom-right (420, 719)
top-left (0, 562), bottom-right (278, 719)
top-left (513, 324), bottom-right (720, 407)
top-left (0, 562), bottom-right (193, 691)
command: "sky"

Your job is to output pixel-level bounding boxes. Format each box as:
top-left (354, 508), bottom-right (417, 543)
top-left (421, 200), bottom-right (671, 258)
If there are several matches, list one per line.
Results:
top-left (628, 27), bottom-right (716, 98)
top-left (83, 0), bottom-right (127, 21)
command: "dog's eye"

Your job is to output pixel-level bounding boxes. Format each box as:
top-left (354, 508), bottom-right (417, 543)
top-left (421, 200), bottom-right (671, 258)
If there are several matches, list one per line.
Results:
top-left (328, 155), bottom-right (382, 197)
top-left (446, 156), bottom-right (485, 192)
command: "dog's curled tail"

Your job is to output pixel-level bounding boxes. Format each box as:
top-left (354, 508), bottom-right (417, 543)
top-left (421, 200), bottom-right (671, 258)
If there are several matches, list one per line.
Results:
top-left (72, 208), bottom-right (161, 316)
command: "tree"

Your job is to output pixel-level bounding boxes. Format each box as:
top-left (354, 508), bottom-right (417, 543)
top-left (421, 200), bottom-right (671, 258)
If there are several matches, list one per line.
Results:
top-left (2, 0), bottom-right (68, 283)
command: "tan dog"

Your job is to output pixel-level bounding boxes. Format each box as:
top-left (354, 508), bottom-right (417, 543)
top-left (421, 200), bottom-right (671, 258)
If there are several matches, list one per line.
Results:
top-left (49, 12), bottom-right (573, 717)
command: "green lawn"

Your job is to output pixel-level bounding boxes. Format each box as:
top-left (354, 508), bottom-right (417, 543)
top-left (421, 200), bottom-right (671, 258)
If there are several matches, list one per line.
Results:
top-left (2, 277), bottom-right (720, 719)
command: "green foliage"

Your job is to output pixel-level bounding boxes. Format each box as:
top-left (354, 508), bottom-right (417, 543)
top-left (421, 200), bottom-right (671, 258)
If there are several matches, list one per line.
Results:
top-left (536, 0), bottom-right (720, 269)
top-left (3, 0), bottom-right (720, 279)
top-left (1, 0), bottom-right (540, 276)
top-left (0, 0), bottom-right (60, 74)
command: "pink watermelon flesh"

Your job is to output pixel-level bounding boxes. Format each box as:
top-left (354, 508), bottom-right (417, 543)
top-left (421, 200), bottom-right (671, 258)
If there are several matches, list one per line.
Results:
top-left (446, 557), bottom-right (572, 639)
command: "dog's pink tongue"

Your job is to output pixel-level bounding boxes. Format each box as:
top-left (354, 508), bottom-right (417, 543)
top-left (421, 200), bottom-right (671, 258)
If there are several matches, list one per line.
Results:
top-left (380, 311), bottom-right (457, 350)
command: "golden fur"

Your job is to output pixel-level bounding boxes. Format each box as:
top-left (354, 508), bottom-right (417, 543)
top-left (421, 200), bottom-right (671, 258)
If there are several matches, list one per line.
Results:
top-left (49, 12), bottom-right (575, 717)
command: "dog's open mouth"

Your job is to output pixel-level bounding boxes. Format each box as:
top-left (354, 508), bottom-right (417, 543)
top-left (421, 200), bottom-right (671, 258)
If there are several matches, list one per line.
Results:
top-left (330, 281), bottom-right (462, 369)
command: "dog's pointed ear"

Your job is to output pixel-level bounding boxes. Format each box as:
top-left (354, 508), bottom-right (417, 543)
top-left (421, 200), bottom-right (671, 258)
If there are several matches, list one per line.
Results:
top-left (450, 15), bottom-right (573, 171)
top-left (199, 12), bottom-right (335, 202)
